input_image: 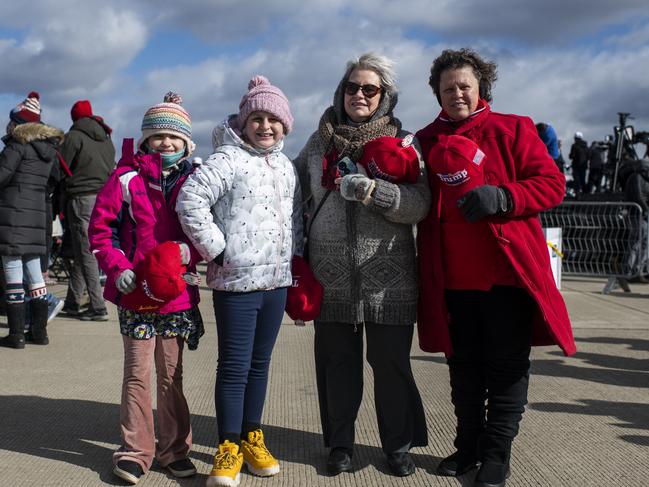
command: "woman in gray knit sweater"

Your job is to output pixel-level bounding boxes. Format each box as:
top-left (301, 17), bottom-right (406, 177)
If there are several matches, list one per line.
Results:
top-left (293, 53), bottom-right (431, 477)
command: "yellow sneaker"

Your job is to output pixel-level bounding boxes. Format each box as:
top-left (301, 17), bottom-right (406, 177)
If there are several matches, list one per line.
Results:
top-left (205, 441), bottom-right (243, 487)
top-left (241, 429), bottom-right (280, 477)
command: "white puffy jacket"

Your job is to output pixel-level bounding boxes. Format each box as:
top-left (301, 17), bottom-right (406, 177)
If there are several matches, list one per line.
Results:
top-left (176, 116), bottom-right (302, 291)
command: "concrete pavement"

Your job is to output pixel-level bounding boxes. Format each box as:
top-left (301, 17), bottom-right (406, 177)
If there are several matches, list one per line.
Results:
top-left (0, 275), bottom-right (648, 486)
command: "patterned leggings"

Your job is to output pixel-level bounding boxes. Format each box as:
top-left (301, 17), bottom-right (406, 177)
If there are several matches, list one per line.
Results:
top-left (1, 255), bottom-right (46, 303)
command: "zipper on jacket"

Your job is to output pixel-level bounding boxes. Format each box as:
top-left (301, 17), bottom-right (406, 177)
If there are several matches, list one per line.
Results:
top-left (346, 200), bottom-right (363, 323)
top-left (267, 154), bottom-right (285, 288)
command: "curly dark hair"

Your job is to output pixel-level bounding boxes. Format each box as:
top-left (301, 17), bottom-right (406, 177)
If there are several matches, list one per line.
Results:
top-left (428, 48), bottom-right (498, 104)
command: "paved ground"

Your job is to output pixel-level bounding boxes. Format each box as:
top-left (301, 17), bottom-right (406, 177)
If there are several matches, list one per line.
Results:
top-left (1, 275), bottom-right (648, 486)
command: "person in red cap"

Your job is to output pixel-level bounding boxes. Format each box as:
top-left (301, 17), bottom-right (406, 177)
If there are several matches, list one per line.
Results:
top-left (89, 92), bottom-right (203, 485)
top-left (416, 48), bottom-right (575, 487)
top-left (293, 53), bottom-right (431, 479)
top-left (0, 91), bottom-right (64, 349)
top-left (59, 98), bottom-right (115, 321)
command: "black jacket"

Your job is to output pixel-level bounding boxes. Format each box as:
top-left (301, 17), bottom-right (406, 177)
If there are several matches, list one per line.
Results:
top-left (60, 117), bottom-right (115, 197)
top-left (623, 160), bottom-right (649, 213)
top-left (0, 123), bottom-right (65, 255)
top-left (569, 138), bottom-right (589, 167)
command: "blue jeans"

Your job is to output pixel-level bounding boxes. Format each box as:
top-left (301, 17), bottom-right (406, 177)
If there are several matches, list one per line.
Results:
top-left (2, 255), bottom-right (45, 303)
top-left (212, 288), bottom-right (287, 440)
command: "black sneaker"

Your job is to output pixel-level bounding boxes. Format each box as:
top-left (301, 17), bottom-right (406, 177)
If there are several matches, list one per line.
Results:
top-left (78, 309), bottom-right (109, 321)
top-left (166, 457), bottom-right (197, 478)
top-left (60, 306), bottom-right (80, 317)
top-left (113, 460), bottom-right (143, 484)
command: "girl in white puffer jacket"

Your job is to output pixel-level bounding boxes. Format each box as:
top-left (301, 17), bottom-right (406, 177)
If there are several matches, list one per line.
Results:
top-left (176, 75), bottom-right (301, 487)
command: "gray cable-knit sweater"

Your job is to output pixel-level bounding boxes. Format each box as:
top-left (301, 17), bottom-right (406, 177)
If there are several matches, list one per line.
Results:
top-left (293, 130), bottom-right (431, 325)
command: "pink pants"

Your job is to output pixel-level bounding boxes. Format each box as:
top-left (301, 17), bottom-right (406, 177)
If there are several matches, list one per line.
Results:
top-left (113, 335), bottom-right (192, 471)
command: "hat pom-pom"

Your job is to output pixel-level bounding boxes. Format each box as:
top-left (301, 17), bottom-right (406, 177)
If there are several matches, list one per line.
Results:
top-left (27, 91), bottom-right (40, 100)
top-left (248, 75), bottom-right (270, 90)
top-left (164, 91), bottom-right (183, 105)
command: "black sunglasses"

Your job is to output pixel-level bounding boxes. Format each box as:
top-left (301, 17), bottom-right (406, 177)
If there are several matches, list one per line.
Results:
top-left (344, 82), bottom-right (382, 98)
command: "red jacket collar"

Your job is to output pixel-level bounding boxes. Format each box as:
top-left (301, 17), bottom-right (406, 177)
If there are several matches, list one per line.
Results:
top-left (418, 99), bottom-right (491, 139)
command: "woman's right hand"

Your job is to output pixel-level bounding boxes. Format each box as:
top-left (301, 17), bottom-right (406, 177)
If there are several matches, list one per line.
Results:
top-left (116, 269), bottom-right (137, 294)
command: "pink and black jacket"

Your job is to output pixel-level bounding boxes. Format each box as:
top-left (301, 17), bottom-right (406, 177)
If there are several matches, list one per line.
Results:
top-left (89, 139), bottom-right (201, 314)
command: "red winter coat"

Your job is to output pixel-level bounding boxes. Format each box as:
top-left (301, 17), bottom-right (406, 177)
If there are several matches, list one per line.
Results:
top-left (415, 101), bottom-right (576, 358)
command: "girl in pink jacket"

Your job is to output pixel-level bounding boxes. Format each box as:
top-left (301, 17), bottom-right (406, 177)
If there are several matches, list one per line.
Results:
top-left (89, 93), bottom-right (203, 485)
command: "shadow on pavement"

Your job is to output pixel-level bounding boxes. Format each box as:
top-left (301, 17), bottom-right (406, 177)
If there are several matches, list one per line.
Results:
top-left (410, 355), bottom-right (447, 364)
top-left (530, 334), bottom-right (649, 389)
top-left (0, 396), bottom-right (121, 484)
top-left (0, 395), bottom-right (441, 482)
top-left (532, 357), bottom-right (648, 388)
top-left (530, 334), bottom-right (649, 447)
top-left (530, 399), bottom-right (649, 447)
top-left (577, 336), bottom-right (649, 352)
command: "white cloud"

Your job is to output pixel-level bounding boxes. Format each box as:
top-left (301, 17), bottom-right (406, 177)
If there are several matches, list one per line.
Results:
top-left (1, 1), bottom-right (648, 165)
top-left (0, 1), bottom-right (147, 99)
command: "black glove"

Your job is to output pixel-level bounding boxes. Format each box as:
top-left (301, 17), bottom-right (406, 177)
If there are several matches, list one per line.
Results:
top-left (457, 185), bottom-right (510, 223)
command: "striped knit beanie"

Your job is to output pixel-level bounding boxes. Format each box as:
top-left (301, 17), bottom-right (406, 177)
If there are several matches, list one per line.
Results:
top-left (137, 92), bottom-right (194, 156)
top-left (10, 91), bottom-right (41, 124)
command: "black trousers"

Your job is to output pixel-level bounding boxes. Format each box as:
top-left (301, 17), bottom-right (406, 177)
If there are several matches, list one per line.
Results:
top-left (445, 286), bottom-right (534, 465)
top-left (314, 320), bottom-right (427, 454)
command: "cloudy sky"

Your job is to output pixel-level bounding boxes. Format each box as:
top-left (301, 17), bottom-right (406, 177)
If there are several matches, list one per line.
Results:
top-left (1, 0), bottom-right (648, 159)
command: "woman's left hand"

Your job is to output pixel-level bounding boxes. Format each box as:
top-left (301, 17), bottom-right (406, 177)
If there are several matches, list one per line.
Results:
top-left (457, 185), bottom-right (509, 222)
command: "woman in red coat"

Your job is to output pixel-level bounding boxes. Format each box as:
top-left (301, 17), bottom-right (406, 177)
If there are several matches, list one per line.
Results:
top-left (415, 48), bottom-right (575, 487)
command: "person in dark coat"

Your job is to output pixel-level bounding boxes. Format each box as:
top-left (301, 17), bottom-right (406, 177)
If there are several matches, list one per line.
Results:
top-left (586, 141), bottom-right (606, 193)
top-left (569, 132), bottom-right (589, 194)
top-left (621, 159), bottom-right (649, 275)
top-left (0, 91), bottom-right (64, 348)
top-left (60, 100), bottom-right (115, 321)
top-left (416, 49), bottom-right (575, 487)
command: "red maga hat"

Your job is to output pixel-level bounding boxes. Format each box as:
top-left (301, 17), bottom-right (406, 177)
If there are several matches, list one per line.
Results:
top-left (285, 256), bottom-right (323, 322)
top-left (427, 134), bottom-right (486, 207)
top-left (120, 241), bottom-right (187, 313)
top-left (359, 136), bottom-right (420, 184)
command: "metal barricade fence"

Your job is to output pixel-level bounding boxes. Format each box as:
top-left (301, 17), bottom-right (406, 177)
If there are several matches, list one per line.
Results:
top-left (540, 201), bottom-right (648, 293)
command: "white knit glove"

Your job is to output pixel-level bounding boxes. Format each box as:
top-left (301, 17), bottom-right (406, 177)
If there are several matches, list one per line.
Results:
top-left (115, 269), bottom-right (137, 294)
top-left (339, 174), bottom-right (376, 205)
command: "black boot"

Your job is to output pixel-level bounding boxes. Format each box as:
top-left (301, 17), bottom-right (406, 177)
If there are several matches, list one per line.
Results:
top-left (28, 298), bottom-right (49, 345)
top-left (0, 302), bottom-right (26, 349)
top-left (474, 460), bottom-right (511, 487)
top-left (440, 357), bottom-right (485, 476)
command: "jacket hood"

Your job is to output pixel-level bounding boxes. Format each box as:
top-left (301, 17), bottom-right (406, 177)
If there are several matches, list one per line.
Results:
top-left (11, 122), bottom-right (64, 145)
top-left (211, 115), bottom-right (284, 156)
top-left (71, 117), bottom-right (111, 141)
